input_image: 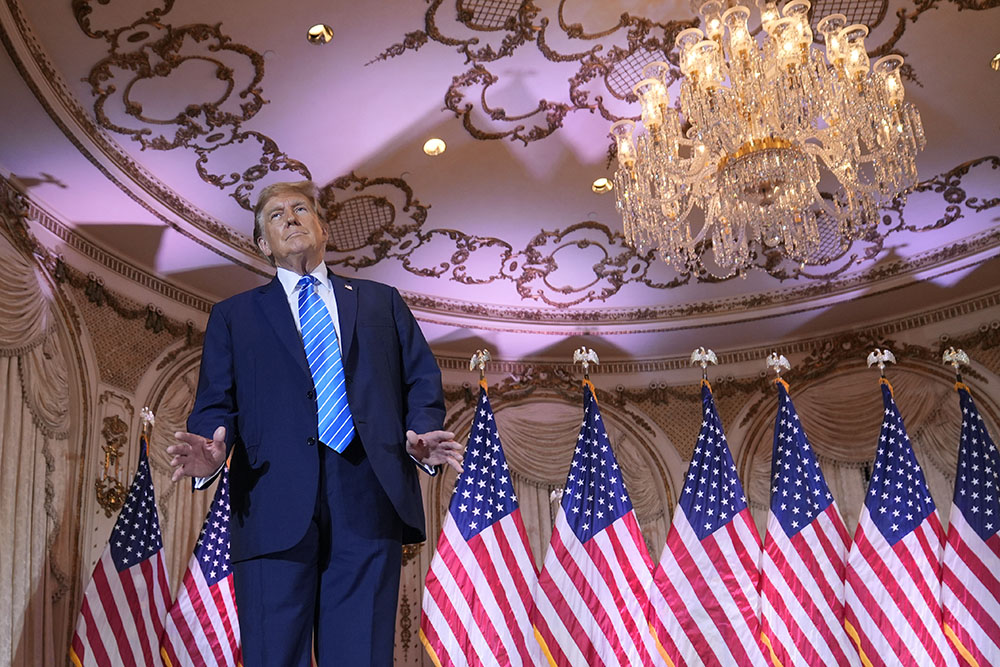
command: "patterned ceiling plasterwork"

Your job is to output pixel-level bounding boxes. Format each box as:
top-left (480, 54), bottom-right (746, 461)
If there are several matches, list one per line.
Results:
top-left (405, 224), bottom-right (1000, 324)
top-left (373, 0), bottom-right (996, 148)
top-left (374, 0), bottom-right (698, 145)
top-left (73, 0), bottom-right (311, 212)
top-left (0, 0), bottom-right (268, 271)
top-left (4, 0), bottom-right (998, 320)
top-left (326, 157), bottom-right (999, 308)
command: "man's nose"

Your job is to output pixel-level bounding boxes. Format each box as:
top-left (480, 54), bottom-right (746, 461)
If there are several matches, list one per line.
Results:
top-left (283, 211), bottom-right (301, 226)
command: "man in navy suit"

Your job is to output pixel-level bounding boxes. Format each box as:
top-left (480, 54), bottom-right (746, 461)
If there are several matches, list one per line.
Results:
top-left (167, 181), bottom-right (463, 666)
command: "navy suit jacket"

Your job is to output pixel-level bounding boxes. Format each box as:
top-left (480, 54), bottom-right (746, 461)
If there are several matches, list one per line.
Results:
top-left (187, 271), bottom-right (445, 561)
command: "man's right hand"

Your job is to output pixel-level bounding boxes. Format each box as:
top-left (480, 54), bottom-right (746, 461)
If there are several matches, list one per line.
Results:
top-left (167, 426), bottom-right (227, 482)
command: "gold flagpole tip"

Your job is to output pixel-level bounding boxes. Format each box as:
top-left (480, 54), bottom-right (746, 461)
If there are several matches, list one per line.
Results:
top-left (468, 349), bottom-right (491, 383)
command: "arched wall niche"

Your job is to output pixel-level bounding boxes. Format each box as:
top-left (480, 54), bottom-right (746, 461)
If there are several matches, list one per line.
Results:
top-left (0, 209), bottom-right (92, 666)
top-left (732, 359), bottom-right (1000, 536)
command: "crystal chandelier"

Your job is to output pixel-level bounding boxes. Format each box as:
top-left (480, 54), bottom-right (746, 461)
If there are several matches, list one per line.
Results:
top-left (610, 0), bottom-right (925, 276)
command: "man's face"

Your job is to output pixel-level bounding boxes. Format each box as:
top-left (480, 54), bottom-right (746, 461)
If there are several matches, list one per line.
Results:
top-left (256, 191), bottom-right (329, 272)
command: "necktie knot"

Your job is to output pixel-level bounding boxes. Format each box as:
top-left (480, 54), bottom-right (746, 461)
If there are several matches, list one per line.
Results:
top-left (298, 274), bottom-right (320, 292)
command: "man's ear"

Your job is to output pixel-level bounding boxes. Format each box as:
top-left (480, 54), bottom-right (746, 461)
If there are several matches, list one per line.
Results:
top-left (257, 236), bottom-right (272, 257)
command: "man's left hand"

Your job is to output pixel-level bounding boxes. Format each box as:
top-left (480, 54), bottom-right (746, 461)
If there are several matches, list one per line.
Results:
top-left (406, 430), bottom-right (464, 474)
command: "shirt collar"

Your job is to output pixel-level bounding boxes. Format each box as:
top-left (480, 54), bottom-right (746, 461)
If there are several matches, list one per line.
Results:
top-left (276, 262), bottom-right (330, 298)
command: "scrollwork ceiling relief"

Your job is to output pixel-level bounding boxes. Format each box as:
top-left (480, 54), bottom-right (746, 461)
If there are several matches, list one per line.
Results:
top-left (52, 0), bottom-right (997, 311)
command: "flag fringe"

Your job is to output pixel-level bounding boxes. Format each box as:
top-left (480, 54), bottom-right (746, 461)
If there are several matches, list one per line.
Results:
top-left (533, 625), bottom-right (558, 667)
top-left (844, 619), bottom-right (875, 667)
top-left (943, 622), bottom-right (980, 667)
top-left (649, 620), bottom-right (677, 667)
top-left (418, 627), bottom-right (444, 667)
top-left (760, 631), bottom-right (785, 667)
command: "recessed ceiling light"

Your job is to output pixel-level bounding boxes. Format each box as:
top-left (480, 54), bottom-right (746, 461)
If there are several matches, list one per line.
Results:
top-left (423, 138), bottom-right (446, 156)
top-left (992, 52), bottom-right (1000, 71)
top-left (306, 24), bottom-right (334, 45)
top-left (592, 177), bottom-right (613, 194)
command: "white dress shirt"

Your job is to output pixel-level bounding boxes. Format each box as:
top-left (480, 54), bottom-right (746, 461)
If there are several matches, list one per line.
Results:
top-left (275, 264), bottom-right (342, 345)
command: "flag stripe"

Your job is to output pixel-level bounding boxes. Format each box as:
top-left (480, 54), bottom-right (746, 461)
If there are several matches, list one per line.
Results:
top-left (72, 443), bottom-right (171, 667)
top-left (655, 510), bottom-right (755, 665)
top-left (428, 523), bottom-right (502, 665)
top-left (183, 571), bottom-right (229, 665)
top-left (943, 511), bottom-right (1000, 664)
top-left (652, 527), bottom-right (727, 664)
top-left (546, 516), bottom-right (637, 664)
top-left (159, 468), bottom-right (241, 667)
top-left (847, 515), bottom-right (952, 666)
top-left (761, 511), bottom-right (853, 666)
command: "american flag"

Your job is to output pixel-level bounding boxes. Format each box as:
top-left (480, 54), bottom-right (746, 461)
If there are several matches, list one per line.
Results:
top-left (759, 380), bottom-right (858, 666)
top-left (534, 381), bottom-right (661, 667)
top-left (421, 381), bottom-right (542, 666)
top-left (160, 467), bottom-right (241, 666)
top-left (70, 435), bottom-right (172, 667)
top-left (649, 380), bottom-right (769, 666)
top-left (941, 384), bottom-right (1000, 664)
top-left (844, 379), bottom-right (958, 666)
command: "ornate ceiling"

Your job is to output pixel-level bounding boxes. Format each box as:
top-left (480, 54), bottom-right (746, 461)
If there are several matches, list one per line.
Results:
top-left (1, 0), bottom-right (998, 362)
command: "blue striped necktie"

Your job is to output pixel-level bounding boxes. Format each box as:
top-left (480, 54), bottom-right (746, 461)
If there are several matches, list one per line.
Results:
top-left (296, 275), bottom-right (355, 452)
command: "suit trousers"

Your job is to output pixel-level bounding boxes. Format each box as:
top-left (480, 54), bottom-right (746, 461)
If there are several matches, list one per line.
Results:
top-left (232, 438), bottom-right (404, 666)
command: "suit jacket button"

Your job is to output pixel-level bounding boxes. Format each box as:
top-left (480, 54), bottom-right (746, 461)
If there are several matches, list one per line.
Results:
top-left (307, 437), bottom-right (316, 446)
top-left (306, 389), bottom-right (316, 400)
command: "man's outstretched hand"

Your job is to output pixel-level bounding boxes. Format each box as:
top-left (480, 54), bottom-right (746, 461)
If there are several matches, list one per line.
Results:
top-left (406, 430), bottom-right (464, 474)
top-left (167, 426), bottom-right (227, 482)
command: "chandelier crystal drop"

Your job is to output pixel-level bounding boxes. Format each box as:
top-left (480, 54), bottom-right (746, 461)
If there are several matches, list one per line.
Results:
top-left (610, 0), bottom-right (925, 276)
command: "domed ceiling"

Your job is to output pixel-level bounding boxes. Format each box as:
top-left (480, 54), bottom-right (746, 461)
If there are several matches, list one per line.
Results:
top-left (1, 0), bottom-right (998, 363)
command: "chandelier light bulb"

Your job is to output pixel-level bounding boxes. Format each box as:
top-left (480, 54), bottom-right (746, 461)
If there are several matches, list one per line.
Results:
top-left (609, 0), bottom-right (925, 277)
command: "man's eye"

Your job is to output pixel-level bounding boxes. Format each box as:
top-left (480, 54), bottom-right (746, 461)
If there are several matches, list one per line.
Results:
top-left (295, 206), bottom-right (307, 212)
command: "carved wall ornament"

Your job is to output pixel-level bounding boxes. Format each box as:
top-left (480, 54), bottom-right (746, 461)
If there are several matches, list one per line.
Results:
top-left (95, 414), bottom-right (129, 517)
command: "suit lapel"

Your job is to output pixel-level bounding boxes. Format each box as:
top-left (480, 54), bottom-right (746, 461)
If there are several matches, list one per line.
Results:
top-left (330, 272), bottom-right (357, 361)
top-left (255, 276), bottom-right (311, 380)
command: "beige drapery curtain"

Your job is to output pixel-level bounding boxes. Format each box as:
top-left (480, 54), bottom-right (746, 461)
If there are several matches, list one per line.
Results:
top-left (0, 231), bottom-right (74, 666)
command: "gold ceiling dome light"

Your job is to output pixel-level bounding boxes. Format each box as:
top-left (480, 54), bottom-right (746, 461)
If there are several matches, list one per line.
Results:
top-left (610, 0), bottom-right (925, 276)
